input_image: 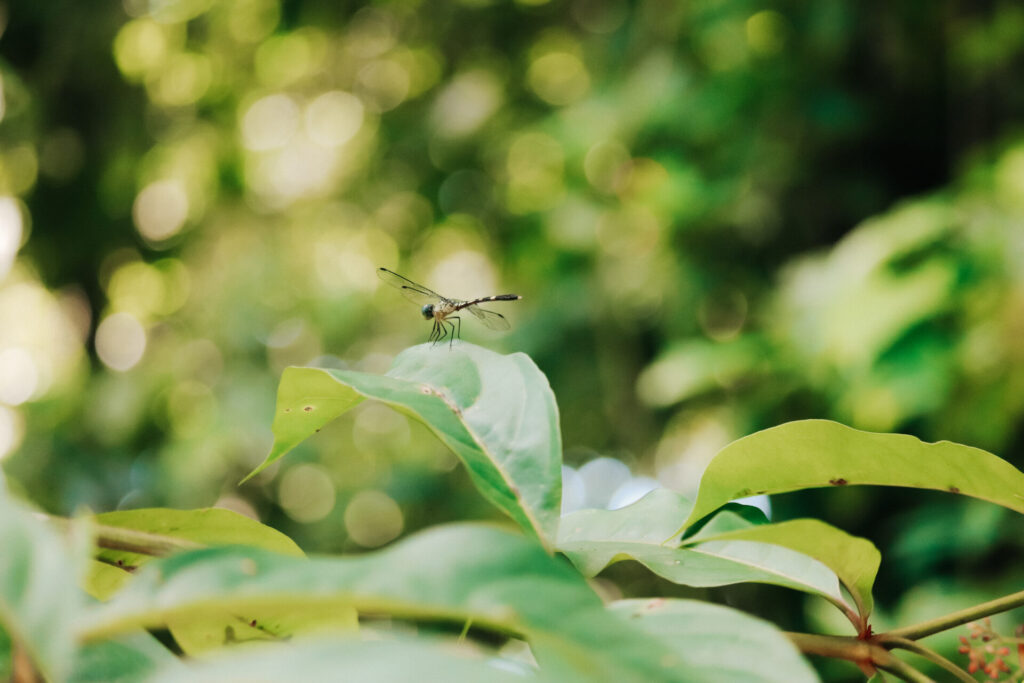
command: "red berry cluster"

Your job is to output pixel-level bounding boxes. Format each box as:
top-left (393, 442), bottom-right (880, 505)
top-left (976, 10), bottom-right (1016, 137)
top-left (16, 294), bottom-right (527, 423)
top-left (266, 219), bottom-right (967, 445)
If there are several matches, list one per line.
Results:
top-left (957, 619), bottom-right (1023, 680)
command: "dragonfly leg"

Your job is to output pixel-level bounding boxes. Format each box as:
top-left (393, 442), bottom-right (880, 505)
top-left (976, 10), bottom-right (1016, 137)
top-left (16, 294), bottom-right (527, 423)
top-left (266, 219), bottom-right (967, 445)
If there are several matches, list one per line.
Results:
top-left (449, 316), bottom-right (461, 349)
top-left (429, 320), bottom-right (439, 344)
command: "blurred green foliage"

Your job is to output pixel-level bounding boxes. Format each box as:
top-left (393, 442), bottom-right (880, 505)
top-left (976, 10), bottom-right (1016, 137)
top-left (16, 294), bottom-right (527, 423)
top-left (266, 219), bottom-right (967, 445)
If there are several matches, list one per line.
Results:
top-left (3, 1), bottom-right (1024, 678)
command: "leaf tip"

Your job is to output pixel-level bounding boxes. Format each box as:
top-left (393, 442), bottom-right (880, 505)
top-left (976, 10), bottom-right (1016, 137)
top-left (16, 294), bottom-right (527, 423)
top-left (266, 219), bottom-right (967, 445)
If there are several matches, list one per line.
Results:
top-left (238, 464), bottom-right (267, 486)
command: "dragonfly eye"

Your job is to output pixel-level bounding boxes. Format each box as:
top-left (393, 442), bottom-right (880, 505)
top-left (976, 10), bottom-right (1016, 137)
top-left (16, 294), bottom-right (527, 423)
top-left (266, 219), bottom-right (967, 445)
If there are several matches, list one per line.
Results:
top-left (421, 304), bottom-right (434, 319)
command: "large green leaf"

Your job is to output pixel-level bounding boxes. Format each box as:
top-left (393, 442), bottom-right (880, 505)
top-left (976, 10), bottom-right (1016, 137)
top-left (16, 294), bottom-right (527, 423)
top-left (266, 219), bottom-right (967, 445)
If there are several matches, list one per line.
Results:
top-left (0, 476), bottom-right (81, 682)
top-left (146, 638), bottom-right (538, 682)
top-left (93, 507), bottom-right (304, 562)
top-left (243, 343), bottom-right (562, 546)
top-left (79, 523), bottom-right (738, 681)
top-left (686, 519), bottom-right (881, 621)
top-left (87, 507), bottom-right (303, 591)
top-left (683, 419), bottom-right (1024, 528)
top-left (557, 490), bottom-right (853, 615)
top-left (610, 598), bottom-right (819, 682)
top-left (84, 507), bottom-right (344, 654)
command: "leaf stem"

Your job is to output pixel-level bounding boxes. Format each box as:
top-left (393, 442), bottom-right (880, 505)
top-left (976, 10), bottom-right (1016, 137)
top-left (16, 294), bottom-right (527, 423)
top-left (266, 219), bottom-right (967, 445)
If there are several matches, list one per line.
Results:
top-left (43, 514), bottom-right (202, 557)
top-left (786, 632), bottom-right (944, 682)
top-left (886, 589), bottom-right (1024, 641)
top-left (873, 653), bottom-right (938, 683)
top-left (11, 639), bottom-right (43, 683)
top-left (785, 633), bottom-right (881, 666)
top-left (878, 635), bottom-right (974, 683)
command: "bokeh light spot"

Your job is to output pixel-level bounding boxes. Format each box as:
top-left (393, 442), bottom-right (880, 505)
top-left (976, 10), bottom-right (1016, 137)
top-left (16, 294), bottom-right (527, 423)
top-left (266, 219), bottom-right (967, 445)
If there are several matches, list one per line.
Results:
top-left (528, 52), bottom-right (590, 106)
top-left (305, 91), bottom-right (364, 147)
top-left (344, 489), bottom-right (403, 548)
top-left (113, 18), bottom-right (169, 80)
top-left (2, 145), bottom-right (39, 195)
top-left (227, 0), bottom-right (280, 43)
top-left (506, 132), bottom-right (565, 213)
top-left (430, 69), bottom-right (503, 138)
top-left (0, 348), bottom-right (38, 406)
top-left (241, 94), bottom-right (300, 151)
top-left (255, 29), bottom-right (326, 87)
top-left (278, 463), bottom-right (336, 523)
top-left (0, 197), bottom-right (24, 280)
top-left (584, 141), bottom-right (631, 194)
top-left (355, 59), bottom-right (410, 112)
top-left (133, 179), bottom-right (189, 242)
top-left (345, 8), bottom-right (396, 59)
top-left (0, 405), bottom-right (25, 460)
top-left (107, 261), bottom-right (164, 319)
top-left (96, 312), bottom-right (147, 372)
top-left (746, 10), bottom-right (788, 56)
top-left (148, 52), bottom-right (213, 107)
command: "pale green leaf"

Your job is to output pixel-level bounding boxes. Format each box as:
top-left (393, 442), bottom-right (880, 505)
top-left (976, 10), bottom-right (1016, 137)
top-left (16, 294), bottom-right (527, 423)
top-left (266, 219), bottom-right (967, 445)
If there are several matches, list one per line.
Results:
top-left (686, 519), bottom-right (881, 620)
top-left (147, 638), bottom-right (538, 682)
top-left (86, 507), bottom-right (331, 654)
top-left (79, 523), bottom-right (715, 681)
top-left (557, 490), bottom-right (853, 614)
top-left (683, 419), bottom-right (1024, 528)
top-left (610, 599), bottom-right (819, 682)
top-left (243, 343), bottom-right (562, 546)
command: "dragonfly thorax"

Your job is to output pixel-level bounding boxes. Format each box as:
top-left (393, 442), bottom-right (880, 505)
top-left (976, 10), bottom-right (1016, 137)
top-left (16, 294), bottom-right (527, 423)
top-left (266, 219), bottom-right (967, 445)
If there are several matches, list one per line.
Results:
top-left (421, 304), bottom-right (434, 320)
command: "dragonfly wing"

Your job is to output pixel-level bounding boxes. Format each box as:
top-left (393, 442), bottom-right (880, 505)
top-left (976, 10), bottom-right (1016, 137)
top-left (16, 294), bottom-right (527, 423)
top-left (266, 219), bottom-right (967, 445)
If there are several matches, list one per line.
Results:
top-left (377, 268), bottom-right (442, 306)
top-left (468, 305), bottom-right (511, 331)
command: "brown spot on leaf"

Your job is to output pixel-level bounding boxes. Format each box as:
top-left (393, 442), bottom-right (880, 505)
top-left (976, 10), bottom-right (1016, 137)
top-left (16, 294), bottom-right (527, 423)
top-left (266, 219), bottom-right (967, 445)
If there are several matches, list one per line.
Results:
top-left (303, 405), bottom-right (314, 412)
top-left (949, 486), bottom-right (960, 493)
top-left (829, 478), bottom-right (848, 486)
top-left (283, 408), bottom-right (291, 413)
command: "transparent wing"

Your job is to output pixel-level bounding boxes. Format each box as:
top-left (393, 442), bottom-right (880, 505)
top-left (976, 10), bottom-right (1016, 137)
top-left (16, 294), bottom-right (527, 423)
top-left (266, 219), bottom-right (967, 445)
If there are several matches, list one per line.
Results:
top-left (377, 268), bottom-right (443, 306)
top-left (467, 305), bottom-right (511, 331)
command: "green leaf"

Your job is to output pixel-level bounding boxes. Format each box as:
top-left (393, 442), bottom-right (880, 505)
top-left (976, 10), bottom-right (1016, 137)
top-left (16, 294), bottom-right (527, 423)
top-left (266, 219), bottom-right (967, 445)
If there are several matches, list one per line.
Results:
top-left (79, 523), bottom-right (722, 681)
top-left (243, 343), bottom-right (562, 546)
top-left (683, 419), bottom-right (1024, 528)
top-left (86, 507), bottom-right (329, 654)
top-left (85, 561), bottom-right (132, 602)
top-left (686, 519), bottom-right (881, 620)
top-left (557, 490), bottom-right (853, 614)
top-left (556, 488), bottom-right (694, 573)
top-left (610, 598), bottom-right (819, 682)
top-left (71, 631), bottom-right (182, 683)
top-left (146, 638), bottom-right (538, 683)
top-left (91, 507), bottom-right (304, 572)
top-left (0, 477), bottom-right (81, 682)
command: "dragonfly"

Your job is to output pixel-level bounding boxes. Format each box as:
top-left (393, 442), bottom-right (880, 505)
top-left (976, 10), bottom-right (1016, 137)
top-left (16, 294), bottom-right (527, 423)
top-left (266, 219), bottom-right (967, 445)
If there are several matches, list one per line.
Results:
top-left (377, 267), bottom-right (522, 347)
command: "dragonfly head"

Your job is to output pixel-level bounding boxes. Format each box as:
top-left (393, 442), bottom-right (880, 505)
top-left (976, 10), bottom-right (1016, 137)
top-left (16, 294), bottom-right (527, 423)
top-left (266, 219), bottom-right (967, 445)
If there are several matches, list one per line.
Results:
top-left (421, 304), bottom-right (434, 320)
